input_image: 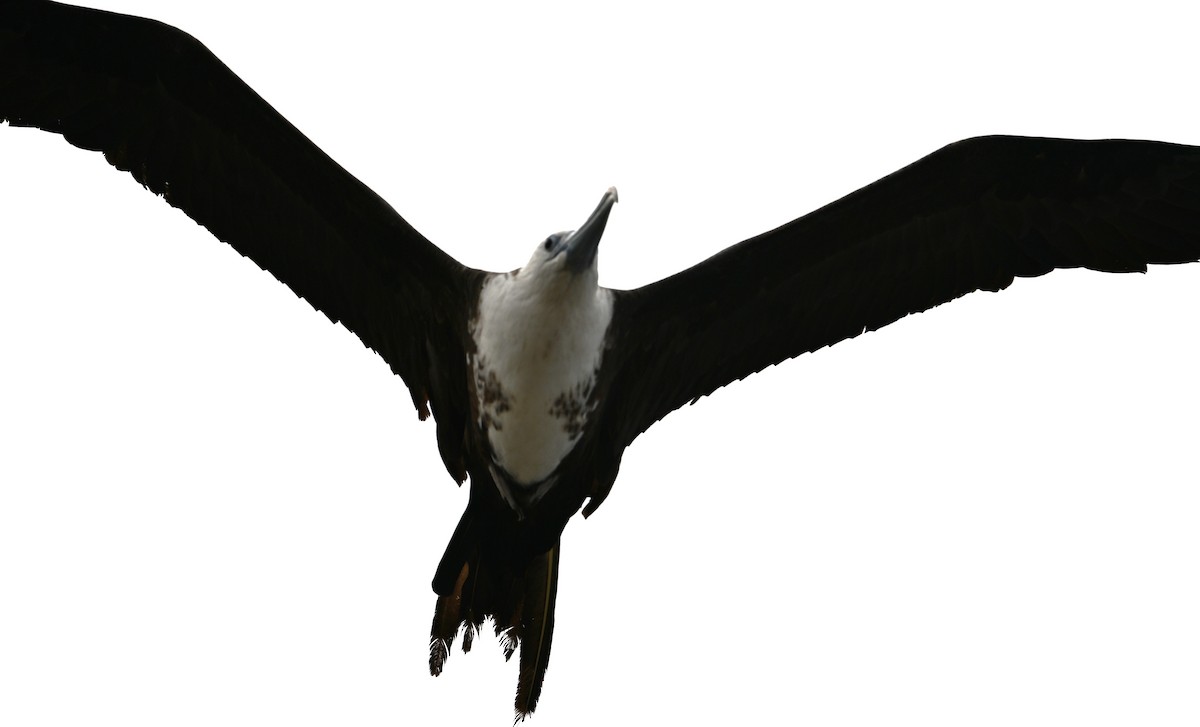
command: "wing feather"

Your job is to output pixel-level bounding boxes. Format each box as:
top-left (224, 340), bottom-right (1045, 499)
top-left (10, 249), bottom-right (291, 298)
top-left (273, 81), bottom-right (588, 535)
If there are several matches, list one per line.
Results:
top-left (1, 0), bottom-right (479, 478)
top-left (602, 136), bottom-right (1200, 454)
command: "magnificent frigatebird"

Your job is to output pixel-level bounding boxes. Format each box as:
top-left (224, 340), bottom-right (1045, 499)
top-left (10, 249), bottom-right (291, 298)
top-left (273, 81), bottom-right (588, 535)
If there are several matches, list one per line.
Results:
top-left (2, 1), bottom-right (1200, 727)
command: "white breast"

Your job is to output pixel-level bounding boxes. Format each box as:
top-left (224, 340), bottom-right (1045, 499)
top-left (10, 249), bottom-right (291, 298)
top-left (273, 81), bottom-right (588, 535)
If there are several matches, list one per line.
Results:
top-left (472, 271), bottom-right (613, 485)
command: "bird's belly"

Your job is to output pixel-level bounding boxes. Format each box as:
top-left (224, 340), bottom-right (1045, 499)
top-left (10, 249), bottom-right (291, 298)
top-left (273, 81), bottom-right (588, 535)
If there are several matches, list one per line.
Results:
top-left (472, 348), bottom-right (598, 485)
top-left (486, 402), bottom-right (583, 485)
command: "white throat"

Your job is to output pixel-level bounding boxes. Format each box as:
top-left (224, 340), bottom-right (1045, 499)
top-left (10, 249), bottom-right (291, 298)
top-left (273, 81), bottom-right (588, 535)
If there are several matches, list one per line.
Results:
top-left (471, 266), bottom-right (613, 486)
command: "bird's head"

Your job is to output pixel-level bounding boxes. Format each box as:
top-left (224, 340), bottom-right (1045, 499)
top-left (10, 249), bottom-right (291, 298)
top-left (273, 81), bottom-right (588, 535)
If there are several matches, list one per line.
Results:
top-left (522, 187), bottom-right (618, 287)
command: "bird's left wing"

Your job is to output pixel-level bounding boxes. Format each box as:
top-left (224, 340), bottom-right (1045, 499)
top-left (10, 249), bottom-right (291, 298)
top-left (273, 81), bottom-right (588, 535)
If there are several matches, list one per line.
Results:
top-left (590, 135), bottom-right (1200, 512)
top-left (1, 1), bottom-right (481, 480)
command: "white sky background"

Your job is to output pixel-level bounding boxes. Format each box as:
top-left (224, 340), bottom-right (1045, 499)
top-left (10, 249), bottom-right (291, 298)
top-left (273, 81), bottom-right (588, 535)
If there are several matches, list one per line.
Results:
top-left (2, 0), bottom-right (1199, 724)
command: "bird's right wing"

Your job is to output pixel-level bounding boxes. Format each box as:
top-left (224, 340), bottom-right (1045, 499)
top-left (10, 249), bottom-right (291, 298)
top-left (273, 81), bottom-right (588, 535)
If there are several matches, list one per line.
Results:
top-left (590, 135), bottom-right (1200, 512)
top-left (1, 1), bottom-right (482, 480)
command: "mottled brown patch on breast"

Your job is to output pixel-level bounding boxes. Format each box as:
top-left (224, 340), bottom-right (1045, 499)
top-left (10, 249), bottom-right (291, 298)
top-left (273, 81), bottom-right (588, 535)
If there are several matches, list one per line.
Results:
top-left (473, 356), bottom-right (512, 431)
top-left (548, 376), bottom-right (596, 438)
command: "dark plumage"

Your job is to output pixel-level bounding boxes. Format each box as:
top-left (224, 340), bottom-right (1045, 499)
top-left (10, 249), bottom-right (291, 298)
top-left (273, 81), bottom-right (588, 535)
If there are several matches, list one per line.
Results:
top-left (3, 1), bottom-right (1199, 724)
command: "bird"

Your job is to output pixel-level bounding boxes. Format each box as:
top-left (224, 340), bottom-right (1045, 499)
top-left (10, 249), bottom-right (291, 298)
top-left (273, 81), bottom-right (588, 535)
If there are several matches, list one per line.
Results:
top-left (2, 1), bottom-right (1200, 727)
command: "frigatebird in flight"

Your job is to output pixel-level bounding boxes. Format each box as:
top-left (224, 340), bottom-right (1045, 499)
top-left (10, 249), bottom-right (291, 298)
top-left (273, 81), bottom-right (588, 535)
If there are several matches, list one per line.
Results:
top-left (4, 0), bottom-right (1200, 719)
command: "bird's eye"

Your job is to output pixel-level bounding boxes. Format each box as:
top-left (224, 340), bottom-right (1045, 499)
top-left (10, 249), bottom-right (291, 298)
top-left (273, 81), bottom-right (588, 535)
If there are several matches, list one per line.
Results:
top-left (543, 237), bottom-right (555, 251)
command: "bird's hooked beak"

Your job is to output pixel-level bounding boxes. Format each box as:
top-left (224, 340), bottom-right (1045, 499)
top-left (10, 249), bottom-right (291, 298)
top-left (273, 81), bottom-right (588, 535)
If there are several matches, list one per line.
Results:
top-left (565, 187), bottom-right (618, 273)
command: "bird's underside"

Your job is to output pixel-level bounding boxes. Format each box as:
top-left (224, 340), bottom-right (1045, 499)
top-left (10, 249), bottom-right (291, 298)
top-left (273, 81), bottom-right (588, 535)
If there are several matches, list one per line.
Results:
top-left (5, 0), bottom-right (1200, 720)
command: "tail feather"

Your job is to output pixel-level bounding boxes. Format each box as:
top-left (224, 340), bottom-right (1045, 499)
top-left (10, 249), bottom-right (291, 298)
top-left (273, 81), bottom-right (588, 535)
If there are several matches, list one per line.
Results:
top-left (428, 619), bottom-right (451, 676)
top-left (428, 559), bottom-right (468, 676)
top-left (461, 620), bottom-right (477, 654)
top-left (429, 522), bottom-right (562, 720)
top-left (496, 623), bottom-right (518, 662)
top-left (513, 543), bottom-right (559, 719)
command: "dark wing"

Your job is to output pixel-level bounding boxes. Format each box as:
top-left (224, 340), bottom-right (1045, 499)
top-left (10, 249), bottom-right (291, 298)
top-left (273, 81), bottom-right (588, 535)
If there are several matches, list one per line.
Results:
top-left (592, 135), bottom-right (1200, 509)
top-left (0, 0), bottom-right (480, 480)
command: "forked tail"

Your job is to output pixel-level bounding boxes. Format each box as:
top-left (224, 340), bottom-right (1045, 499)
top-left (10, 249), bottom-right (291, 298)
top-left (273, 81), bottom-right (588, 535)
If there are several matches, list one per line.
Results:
top-left (429, 511), bottom-right (561, 720)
